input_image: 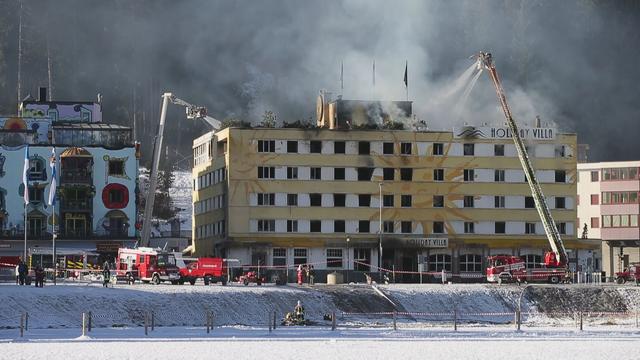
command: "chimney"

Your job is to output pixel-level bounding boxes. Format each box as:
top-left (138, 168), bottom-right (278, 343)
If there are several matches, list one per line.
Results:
top-left (535, 115), bottom-right (541, 128)
top-left (38, 87), bottom-right (47, 102)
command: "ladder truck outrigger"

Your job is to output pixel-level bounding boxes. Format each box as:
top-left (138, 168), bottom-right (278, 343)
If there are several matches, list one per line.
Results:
top-left (136, 93), bottom-right (222, 262)
top-left (475, 52), bottom-right (570, 284)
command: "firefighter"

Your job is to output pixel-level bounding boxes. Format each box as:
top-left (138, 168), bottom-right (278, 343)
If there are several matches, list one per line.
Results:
top-left (294, 300), bottom-right (305, 321)
top-left (17, 260), bottom-right (27, 286)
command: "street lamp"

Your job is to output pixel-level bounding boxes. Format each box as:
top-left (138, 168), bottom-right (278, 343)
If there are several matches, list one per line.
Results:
top-left (346, 236), bottom-right (350, 283)
top-left (378, 182), bottom-right (383, 279)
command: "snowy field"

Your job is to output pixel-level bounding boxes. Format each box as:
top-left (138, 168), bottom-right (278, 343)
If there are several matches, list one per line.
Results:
top-left (2, 326), bottom-right (640, 360)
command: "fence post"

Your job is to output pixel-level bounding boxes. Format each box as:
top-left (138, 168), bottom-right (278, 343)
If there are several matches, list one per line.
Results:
top-left (393, 311), bottom-right (397, 331)
top-left (206, 311), bottom-right (210, 334)
top-left (579, 311), bottom-right (583, 331)
top-left (331, 311), bottom-right (336, 331)
top-left (25, 312), bottom-right (28, 331)
top-left (88, 311), bottom-right (92, 332)
top-left (636, 309), bottom-right (638, 328)
top-left (516, 309), bottom-right (521, 331)
top-left (151, 312), bottom-right (155, 331)
top-left (144, 312), bottom-right (148, 336)
top-left (453, 307), bottom-right (457, 331)
top-left (273, 311), bottom-right (277, 330)
top-left (82, 312), bottom-right (87, 337)
top-left (268, 311), bottom-right (272, 333)
top-left (20, 313), bottom-right (24, 338)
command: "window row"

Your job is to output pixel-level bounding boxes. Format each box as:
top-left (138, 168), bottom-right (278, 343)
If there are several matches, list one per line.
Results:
top-left (601, 191), bottom-right (639, 205)
top-left (250, 193), bottom-right (572, 210)
top-left (253, 219), bottom-right (570, 235)
top-left (601, 215), bottom-right (639, 228)
top-left (194, 167), bottom-right (226, 190)
top-left (602, 167), bottom-right (639, 181)
top-left (257, 166), bottom-right (568, 183)
top-left (194, 220), bottom-right (225, 239)
top-left (194, 194), bottom-right (226, 215)
top-left (255, 140), bottom-right (570, 158)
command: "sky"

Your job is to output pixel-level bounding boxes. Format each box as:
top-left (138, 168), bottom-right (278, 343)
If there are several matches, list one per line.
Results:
top-left (0, 0), bottom-right (639, 163)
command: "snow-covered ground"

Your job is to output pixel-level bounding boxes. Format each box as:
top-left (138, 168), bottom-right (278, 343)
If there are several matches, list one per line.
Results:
top-left (2, 326), bottom-right (640, 360)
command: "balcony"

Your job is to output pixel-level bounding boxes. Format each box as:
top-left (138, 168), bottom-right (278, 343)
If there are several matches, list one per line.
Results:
top-left (60, 199), bottom-right (93, 212)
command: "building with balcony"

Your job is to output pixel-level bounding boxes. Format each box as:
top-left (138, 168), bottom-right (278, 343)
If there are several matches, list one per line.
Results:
top-left (577, 161), bottom-right (640, 277)
top-left (191, 97), bottom-right (599, 282)
top-left (0, 89), bottom-right (139, 266)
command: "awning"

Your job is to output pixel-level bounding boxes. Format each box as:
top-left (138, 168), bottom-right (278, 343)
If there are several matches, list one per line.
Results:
top-left (60, 147), bottom-right (92, 157)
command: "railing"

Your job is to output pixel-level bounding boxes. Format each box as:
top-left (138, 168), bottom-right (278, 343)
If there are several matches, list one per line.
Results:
top-left (59, 199), bottom-right (93, 211)
top-left (60, 171), bottom-right (92, 184)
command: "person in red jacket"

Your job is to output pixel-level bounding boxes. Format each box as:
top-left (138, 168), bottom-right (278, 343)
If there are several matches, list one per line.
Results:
top-left (297, 264), bottom-right (304, 285)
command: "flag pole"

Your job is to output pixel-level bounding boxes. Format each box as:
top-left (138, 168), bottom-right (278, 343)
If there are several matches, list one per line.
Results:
top-left (50, 144), bottom-right (57, 285)
top-left (23, 203), bottom-right (27, 261)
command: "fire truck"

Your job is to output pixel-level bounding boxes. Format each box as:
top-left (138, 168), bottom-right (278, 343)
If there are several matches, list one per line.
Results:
top-left (615, 263), bottom-right (640, 285)
top-left (475, 52), bottom-right (570, 284)
top-left (178, 257), bottom-right (228, 285)
top-left (116, 247), bottom-right (180, 284)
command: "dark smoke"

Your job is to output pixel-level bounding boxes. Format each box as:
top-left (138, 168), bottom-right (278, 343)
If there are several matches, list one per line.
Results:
top-left (0, 0), bottom-right (638, 164)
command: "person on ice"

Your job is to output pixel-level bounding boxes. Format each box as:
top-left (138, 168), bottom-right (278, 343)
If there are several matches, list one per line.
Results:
top-left (294, 300), bottom-right (305, 321)
top-left (34, 264), bottom-right (45, 287)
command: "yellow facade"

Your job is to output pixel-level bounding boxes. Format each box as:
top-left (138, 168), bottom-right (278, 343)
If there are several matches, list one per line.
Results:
top-left (192, 126), bottom-right (599, 278)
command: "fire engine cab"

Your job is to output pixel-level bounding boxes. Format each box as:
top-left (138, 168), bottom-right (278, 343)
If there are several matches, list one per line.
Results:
top-left (116, 247), bottom-right (180, 285)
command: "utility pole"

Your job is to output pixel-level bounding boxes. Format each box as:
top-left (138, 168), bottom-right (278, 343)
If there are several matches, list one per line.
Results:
top-left (378, 182), bottom-right (383, 278)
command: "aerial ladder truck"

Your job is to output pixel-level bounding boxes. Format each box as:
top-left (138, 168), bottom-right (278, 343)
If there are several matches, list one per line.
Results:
top-left (140, 93), bottom-right (222, 248)
top-left (475, 52), bottom-right (570, 284)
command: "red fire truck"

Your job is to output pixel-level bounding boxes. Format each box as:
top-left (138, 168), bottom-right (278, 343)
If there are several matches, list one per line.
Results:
top-left (615, 263), bottom-right (640, 285)
top-left (474, 52), bottom-right (570, 284)
top-left (178, 257), bottom-right (228, 285)
top-left (116, 247), bottom-right (180, 285)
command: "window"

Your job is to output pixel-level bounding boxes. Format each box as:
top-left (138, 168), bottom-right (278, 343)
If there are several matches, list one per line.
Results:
top-left (433, 143), bottom-right (444, 155)
top-left (287, 220), bottom-right (298, 233)
top-left (602, 191), bottom-right (639, 204)
top-left (463, 196), bottom-right (474, 208)
top-left (334, 220), bottom-right (345, 233)
top-left (357, 167), bottom-right (374, 181)
top-left (400, 142), bottom-right (412, 155)
top-left (428, 254), bottom-right (451, 272)
top-left (309, 193), bottom-right (322, 206)
top-left (287, 140), bottom-right (298, 153)
top-left (273, 248), bottom-right (287, 266)
top-left (433, 169), bottom-right (444, 181)
top-left (464, 222), bottom-right (475, 234)
top-left (383, 221), bottom-right (394, 233)
top-left (591, 171), bottom-right (599, 182)
top-left (334, 141), bottom-right (345, 154)
top-left (257, 220), bottom-right (275, 232)
top-left (293, 248), bottom-right (307, 265)
top-left (400, 168), bottom-right (413, 181)
top-left (590, 194), bottom-right (599, 205)
top-left (591, 217), bottom-right (599, 228)
top-left (494, 169), bottom-right (505, 182)
top-left (333, 194), bottom-right (346, 207)
top-left (358, 141), bottom-right (370, 155)
top-left (494, 196), bottom-right (505, 208)
top-left (257, 193), bottom-right (275, 206)
top-left (495, 221), bottom-right (506, 234)
top-left (287, 194), bottom-right (298, 206)
top-left (358, 220), bottom-right (370, 233)
top-left (463, 143), bottom-right (474, 156)
top-left (494, 144), bottom-right (505, 156)
top-left (557, 222), bottom-right (567, 234)
top-left (310, 167), bottom-right (322, 180)
top-left (310, 141), bottom-right (322, 153)
top-left (28, 158), bottom-right (46, 181)
top-left (433, 195), bottom-right (444, 208)
top-left (326, 249), bottom-right (343, 268)
top-left (525, 222), bottom-right (536, 234)
top-left (383, 142), bottom-right (394, 155)
top-left (287, 167), bottom-right (298, 179)
top-left (383, 168), bottom-right (395, 181)
top-left (401, 221), bottom-right (413, 233)
top-left (525, 196), bottom-right (535, 208)
top-left (28, 187), bottom-right (44, 203)
top-left (524, 254), bottom-right (543, 269)
top-left (353, 248), bottom-right (371, 271)
top-left (28, 215), bottom-right (44, 237)
top-left (463, 169), bottom-right (474, 182)
top-left (555, 197), bottom-right (566, 209)
top-left (433, 221), bottom-right (444, 234)
top-left (310, 220), bottom-right (321, 232)
top-left (358, 194), bottom-right (371, 207)
top-left (108, 160), bottom-right (125, 176)
top-left (383, 194), bottom-right (394, 207)
top-left (401, 195), bottom-right (412, 208)
top-left (602, 215), bottom-right (611, 228)
top-left (108, 188), bottom-right (124, 203)
top-left (258, 140), bottom-right (275, 153)
top-left (258, 166), bottom-right (275, 179)
top-left (555, 170), bottom-right (566, 183)
top-left (460, 254), bottom-right (482, 272)
top-left (334, 168), bottom-right (345, 180)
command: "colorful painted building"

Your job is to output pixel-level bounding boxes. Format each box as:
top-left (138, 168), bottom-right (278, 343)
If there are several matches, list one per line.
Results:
top-left (0, 92), bottom-right (139, 267)
top-left (192, 99), bottom-right (599, 282)
top-left (577, 161), bottom-right (640, 278)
